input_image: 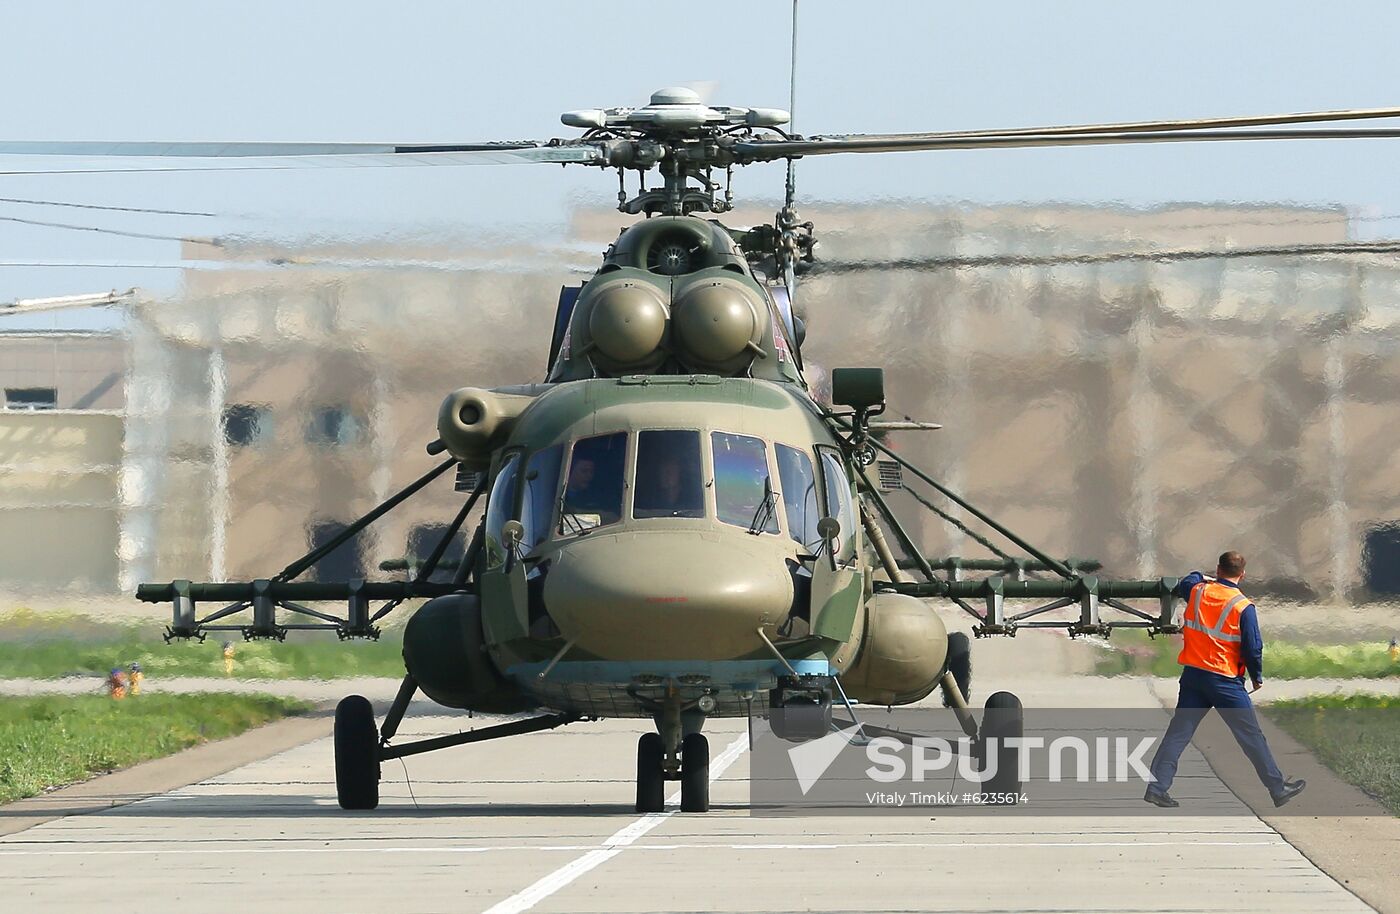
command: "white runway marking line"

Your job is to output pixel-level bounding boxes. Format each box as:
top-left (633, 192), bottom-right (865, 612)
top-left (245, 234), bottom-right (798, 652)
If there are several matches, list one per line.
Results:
top-left (480, 732), bottom-right (750, 914)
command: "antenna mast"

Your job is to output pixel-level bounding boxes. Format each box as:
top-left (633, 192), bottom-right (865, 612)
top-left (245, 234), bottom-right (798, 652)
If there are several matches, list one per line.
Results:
top-left (785, 0), bottom-right (799, 210)
top-left (777, 0), bottom-right (814, 293)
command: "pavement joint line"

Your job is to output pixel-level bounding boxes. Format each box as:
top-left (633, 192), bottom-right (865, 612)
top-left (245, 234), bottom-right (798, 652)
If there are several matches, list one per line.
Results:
top-left (0, 839), bottom-right (1285, 857)
top-left (479, 733), bottom-right (750, 914)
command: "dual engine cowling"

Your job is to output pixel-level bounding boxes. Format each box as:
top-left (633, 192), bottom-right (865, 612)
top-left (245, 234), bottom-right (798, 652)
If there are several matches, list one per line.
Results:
top-left (577, 275), bottom-right (766, 377)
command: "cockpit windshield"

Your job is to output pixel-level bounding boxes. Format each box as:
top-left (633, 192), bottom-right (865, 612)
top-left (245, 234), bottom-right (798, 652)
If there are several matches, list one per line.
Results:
top-left (777, 443), bottom-right (820, 549)
top-left (818, 447), bottom-right (856, 560)
top-left (521, 444), bottom-right (563, 550)
top-left (633, 430), bottom-right (704, 519)
top-left (560, 432), bottom-right (626, 535)
top-left (713, 431), bottom-right (779, 534)
top-left (484, 452), bottom-right (520, 569)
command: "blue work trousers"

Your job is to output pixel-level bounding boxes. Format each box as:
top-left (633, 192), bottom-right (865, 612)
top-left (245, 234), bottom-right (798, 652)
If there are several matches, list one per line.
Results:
top-left (1148, 667), bottom-right (1286, 796)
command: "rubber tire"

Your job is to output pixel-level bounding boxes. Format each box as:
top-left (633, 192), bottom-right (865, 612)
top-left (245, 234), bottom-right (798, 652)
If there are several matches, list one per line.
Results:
top-left (636, 732), bottom-right (665, 813)
top-left (334, 695), bottom-right (380, 810)
top-left (942, 632), bottom-right (972, 708)
top-left (679, 733), bottom-right (710, 813)
top-left (976, 690), bottom-right (1024, 804)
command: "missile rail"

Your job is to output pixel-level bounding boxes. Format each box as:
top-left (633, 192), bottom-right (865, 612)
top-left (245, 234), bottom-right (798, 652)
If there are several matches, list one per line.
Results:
top-left (875, 574), bottom-right (1181, 638)
top-left (136, 579), bottom-right (469, 642)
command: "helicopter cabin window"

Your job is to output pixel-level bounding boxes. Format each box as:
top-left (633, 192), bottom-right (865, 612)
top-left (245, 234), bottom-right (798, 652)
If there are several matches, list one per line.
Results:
top-left (776, 443), bottom-right (820, 549)
top-left (521, 444), bottom-right (564, 550)
top-left (484, 452), bottom-right (521, 569)
top-left (560, 432), bottom-right (626, 534)
top-left (817, 447), bottom-right (856, 560)
top-left (633, 430), bottom-right (704, 519)
top-left (712, 431), bottom-right (780, 534)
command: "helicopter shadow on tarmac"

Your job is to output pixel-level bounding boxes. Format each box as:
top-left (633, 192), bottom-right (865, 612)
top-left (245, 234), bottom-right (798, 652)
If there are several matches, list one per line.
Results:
top-left (0, 795), bottom-right (748, 821)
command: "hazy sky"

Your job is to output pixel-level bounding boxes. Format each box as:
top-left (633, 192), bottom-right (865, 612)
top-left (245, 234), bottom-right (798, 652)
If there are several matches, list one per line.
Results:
top-left (5, 0), bottom-right (1400, 314)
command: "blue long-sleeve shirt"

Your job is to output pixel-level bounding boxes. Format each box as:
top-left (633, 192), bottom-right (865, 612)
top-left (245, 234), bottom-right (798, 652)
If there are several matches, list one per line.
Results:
top-left (1174, 570), bottom-right (1264, 684)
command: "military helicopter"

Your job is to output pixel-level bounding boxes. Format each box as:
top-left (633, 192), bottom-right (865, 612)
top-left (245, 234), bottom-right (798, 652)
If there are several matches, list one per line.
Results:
top-left (12, 85), bottom-right (1400, 814)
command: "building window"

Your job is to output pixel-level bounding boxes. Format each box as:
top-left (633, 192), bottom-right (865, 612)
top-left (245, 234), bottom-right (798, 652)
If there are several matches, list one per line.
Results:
top-left (407, 523), bottom-right (466, 583)
top-left (4, 387), bottom-right (57, 410)
top-left (306, 406), bottom-right (363, 447)
top-left (1363, 523), bottom-right (1400, 595)
top-left (308, 521), bottom-right (367, 583)
top-left (223, 404), bottom-right (273, 446)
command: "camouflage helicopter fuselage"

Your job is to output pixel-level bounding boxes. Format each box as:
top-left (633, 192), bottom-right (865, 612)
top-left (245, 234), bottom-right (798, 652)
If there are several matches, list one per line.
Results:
top-left (402, 215), bottom-right (949, 723)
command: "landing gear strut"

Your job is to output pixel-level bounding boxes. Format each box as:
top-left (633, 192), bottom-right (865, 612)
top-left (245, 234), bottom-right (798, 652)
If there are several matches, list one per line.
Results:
top-left (333, 690), bottom-right (577, 811)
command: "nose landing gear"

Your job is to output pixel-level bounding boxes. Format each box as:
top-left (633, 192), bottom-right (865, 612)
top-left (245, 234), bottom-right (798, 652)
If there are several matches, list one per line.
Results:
top-left (636, 732), bottom-right (665, 812)
top-left (679, 733), bottom-right (710, 812)
top-left (636, 693), bottom-right (712, 813)
top-left (634, 731), bottom-right (711, 813)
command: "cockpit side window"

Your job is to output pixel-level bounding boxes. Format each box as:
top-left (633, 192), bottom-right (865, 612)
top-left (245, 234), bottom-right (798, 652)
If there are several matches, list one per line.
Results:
top-left (712, 431), bottom-right (780, 534)
top-left (633, 430), bottom-right (704, 519)
top-left (817, 447), bottom-right (856, 560)
top-left (776, 443), bottom-right (820, 549)
top-left (521, 444), bottom-right (564, 551)
top-left (484, 451), bottom-right (521, 569)
top-left (560, 432), bottom-right (626, 535)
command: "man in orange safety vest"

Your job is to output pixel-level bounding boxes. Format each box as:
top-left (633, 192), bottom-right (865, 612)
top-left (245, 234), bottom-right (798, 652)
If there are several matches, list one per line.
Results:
top-left (1144, 551), bottom-right (1306, 808)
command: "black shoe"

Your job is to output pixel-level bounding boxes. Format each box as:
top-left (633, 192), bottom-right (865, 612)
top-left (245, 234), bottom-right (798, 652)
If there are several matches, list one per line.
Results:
top-left (1143, 788), bottom-right (1179, 808)
top-left (1272, 779), bottom-right (1306, 807)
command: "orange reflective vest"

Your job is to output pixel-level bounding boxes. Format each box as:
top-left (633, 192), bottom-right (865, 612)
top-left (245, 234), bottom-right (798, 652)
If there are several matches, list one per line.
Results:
top-left (1177, 580), bottom-right (1249, 678)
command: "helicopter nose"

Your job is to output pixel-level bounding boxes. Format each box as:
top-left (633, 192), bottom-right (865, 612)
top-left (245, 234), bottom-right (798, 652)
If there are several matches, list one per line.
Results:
top-left (542, 530), bottom-right (794, 661)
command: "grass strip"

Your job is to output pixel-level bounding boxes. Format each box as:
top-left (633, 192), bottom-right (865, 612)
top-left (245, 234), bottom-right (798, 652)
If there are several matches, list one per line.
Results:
top-left (1094, 630), bottom-right (1400, 680)
top-left (0, 631), bottom-right (404, 681)
top-left (1261, 694), bottom-right (1400, 815)
top-left (0, 693), bottom-right (310, 804)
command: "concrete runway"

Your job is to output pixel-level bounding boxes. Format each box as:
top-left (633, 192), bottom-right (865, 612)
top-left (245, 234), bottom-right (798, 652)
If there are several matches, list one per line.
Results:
top-left (0, 630), bottom-right (1379, 913)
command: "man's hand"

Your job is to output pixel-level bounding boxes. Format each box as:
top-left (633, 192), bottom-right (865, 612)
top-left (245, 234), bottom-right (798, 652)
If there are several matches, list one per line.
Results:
top-left (1251, 679), bottom-right (1264, 693)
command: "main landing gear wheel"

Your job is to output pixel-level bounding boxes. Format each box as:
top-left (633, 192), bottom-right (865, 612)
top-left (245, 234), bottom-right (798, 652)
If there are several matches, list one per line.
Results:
top-left (636, 732), bottom-right (665, 813)
top-left (680, 732), bottom-right (710, 812)
top-left (976, 690), bottom-right (1024, 804)
top-left (334, 695), bottom-right (380, 810)
top-left (943, 631), bottom-right (972, 708)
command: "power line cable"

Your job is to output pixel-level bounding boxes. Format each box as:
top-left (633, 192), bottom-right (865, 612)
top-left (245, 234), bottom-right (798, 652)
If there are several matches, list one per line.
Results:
top-left (0, 196), bottom-right (217, 217)
top-left (0, 213), bottom-right (217, 245)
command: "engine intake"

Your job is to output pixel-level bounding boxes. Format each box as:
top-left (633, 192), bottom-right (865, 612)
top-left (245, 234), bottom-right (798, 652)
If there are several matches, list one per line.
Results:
top-left (436, 387), bottom-right (536, 468)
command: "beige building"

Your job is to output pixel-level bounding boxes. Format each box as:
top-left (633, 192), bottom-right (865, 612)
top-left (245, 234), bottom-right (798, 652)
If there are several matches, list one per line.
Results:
top-left (6, 203), bottom-right (1400, 602)
top-left (0, 331), bottom-right (126, 592)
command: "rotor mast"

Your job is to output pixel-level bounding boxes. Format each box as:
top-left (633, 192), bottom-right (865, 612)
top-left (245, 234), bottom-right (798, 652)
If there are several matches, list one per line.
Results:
top-left (561, 87), bottom-right (791, 216)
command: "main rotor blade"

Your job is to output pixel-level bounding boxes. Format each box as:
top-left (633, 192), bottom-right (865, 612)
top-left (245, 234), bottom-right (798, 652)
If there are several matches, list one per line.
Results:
top-left (807, 104), bottom-right (1400, 145)
top-left (736, 127), bottom-right (1400, 160)
top-left (0, 142), bottom-right (604, 175)
top-left (0, 256), bottom-right (597, 275)
top-left (806, 239), bottom-right (1400, 274)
